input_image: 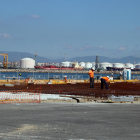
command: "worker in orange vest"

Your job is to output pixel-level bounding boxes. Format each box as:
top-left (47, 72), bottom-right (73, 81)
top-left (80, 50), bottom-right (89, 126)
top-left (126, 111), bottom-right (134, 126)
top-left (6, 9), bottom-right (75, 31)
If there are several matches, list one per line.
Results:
top-left (101, 76), bottom-right (109, 89)
top-left (88, 67), bottom-right (95, 88)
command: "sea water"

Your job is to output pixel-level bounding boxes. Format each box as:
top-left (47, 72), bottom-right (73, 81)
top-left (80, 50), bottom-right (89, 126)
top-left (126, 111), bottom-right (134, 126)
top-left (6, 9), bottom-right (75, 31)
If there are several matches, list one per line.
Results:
top-left (0, 71), bottom-right (139, 80)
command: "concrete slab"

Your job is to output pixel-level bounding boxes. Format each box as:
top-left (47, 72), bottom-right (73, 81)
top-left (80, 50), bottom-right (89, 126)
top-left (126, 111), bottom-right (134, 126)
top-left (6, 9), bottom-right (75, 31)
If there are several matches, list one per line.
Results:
top-left (0, 103), bottom-right (139, 140)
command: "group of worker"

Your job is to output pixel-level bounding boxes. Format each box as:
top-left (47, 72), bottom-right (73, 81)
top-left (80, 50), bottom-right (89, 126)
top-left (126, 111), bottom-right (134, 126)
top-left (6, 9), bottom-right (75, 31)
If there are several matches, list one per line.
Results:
top-left (88, 67), bottom-right (109, 89)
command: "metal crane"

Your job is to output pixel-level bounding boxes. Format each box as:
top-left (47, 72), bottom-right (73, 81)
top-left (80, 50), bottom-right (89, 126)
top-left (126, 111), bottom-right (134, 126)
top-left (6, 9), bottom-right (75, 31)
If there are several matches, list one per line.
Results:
top-left (0, 53), bottom-right (8, 69)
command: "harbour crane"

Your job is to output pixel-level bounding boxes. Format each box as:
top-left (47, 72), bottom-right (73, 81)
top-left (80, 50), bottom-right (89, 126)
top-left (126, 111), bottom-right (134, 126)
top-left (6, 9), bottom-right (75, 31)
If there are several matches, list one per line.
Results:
top-left (0, 53), bottom-right (8, 69)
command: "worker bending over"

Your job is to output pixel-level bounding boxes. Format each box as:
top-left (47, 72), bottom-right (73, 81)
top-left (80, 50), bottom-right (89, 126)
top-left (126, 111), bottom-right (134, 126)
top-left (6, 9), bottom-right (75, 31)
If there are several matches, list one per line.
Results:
top-left (101, 76), bottom-right (109, 89)
top-left (88, 67), bottom-right (94, 88)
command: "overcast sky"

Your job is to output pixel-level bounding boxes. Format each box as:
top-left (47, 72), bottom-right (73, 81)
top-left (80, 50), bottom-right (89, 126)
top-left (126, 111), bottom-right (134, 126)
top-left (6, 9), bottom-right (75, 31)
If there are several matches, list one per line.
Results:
top-left (0, 0), bottom-right (140, 59)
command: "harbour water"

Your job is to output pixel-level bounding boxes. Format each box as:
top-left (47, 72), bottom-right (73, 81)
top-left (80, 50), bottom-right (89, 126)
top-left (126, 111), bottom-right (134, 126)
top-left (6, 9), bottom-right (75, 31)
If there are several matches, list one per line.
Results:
top-left (0, 71), bottom-right (140, 80)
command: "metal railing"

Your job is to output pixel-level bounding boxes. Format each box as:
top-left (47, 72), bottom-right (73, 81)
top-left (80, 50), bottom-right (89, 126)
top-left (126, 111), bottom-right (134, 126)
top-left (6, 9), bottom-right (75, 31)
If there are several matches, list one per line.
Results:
top-left (1, 73), bottom-right (140, 80)
top-left (26, 74), bottom-right (85, 80)
top-left (131, 76), bottom-right (140, 80)
top-left (67, 75), bottom-right (83, 80)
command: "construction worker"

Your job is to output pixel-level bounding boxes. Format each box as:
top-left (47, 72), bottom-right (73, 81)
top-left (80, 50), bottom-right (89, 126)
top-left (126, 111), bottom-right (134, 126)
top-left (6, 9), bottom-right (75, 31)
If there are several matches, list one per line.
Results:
top-left (88, 67), bottom-right (94, 88)
top-left (100, 76), bottom-right (109, 89)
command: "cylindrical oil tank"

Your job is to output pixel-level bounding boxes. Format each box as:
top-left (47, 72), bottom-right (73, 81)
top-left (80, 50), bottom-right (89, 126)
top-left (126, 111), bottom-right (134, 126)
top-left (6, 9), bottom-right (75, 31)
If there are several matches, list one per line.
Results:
top-left (20, 58), bottom-right (35, 68)
top-left (91, 62), bottom-right (95, 67)
top-left (125, 63), bottom-right (134, 69)
top-left (113, 63), bottom-right (125, 68)
top-left (100, 62), bottom-right (113, 70)
top-left (61, 61), bottom-right (71, 67)
top-left (79, 62), bottom-right (85, 68)
top-left (135, 64), bottom-right (140, 69)
top-left (85, 62), bottom-right (92, 70)
top-left (91, 62), bottom-right (95, 70)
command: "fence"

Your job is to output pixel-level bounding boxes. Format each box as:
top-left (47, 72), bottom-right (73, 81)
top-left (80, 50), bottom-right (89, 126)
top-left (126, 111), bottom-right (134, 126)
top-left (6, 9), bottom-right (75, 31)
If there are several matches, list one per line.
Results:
top-left (0, 91), bottom-right (40, 104)
top-left (67, 75), bottom-right (83, 80)
top-left (27, 74), bottom-right (85, 80)
top-left (1, 73), bottom-right (140, 80)
top-left (131, 76), bottom-right (140, 80)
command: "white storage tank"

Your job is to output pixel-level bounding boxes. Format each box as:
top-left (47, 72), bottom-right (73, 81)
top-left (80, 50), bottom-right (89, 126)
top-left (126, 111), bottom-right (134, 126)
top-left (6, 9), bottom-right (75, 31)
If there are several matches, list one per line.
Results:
top-left (79, 62), bottom-right (85, 68)
top-left (125, 63), bottom-right (134, 69)
top-left (135, 63), bottom-right (140, 69)
top-left (61, 61), bottom-right (71, 67)
top-left (91, 62), bottom-right (95, 67)
top-left (113, 63), bottom-right (125, 68)
top-left (89, 62), bottom-right (96, 70)
top-left (92, 65), bottom-right (95, 70)
top-left (100, 62), bottom-right (113, 70)
top-left (85, 62), bottom-right (92, 70)
top-left (20, 58), bottom-right (35, 69)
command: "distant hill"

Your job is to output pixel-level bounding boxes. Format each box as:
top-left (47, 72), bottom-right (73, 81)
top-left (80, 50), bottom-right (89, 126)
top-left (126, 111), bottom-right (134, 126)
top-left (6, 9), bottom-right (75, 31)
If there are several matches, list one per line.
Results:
top-left (0, 51), bottom-right (53, 63)
top-left (0, 51), bottom-right (140, 64)
top-left (68, 56), bottom-right (140, 64)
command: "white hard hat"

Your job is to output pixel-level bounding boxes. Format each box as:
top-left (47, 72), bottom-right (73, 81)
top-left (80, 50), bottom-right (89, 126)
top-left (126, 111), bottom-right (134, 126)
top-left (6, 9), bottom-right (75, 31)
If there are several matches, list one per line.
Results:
top-left (107, 76), bottom-right (109, 78)
top-left (91, 67), bottom-right (95, 70)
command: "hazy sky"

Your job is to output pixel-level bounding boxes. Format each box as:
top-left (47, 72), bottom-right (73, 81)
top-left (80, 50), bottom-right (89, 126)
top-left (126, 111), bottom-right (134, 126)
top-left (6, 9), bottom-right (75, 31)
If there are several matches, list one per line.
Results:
top-left (0, 0), bottom-right (140, 59)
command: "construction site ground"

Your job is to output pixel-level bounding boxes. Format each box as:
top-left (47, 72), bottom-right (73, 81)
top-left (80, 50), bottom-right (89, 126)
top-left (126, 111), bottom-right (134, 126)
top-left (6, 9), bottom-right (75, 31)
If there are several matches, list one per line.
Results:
top-left (1, 81), bottom-right (140, 104)
top-left (40, 98), bottom-right (140, 104)
top-left (0, 103), bottom-right (140, 140)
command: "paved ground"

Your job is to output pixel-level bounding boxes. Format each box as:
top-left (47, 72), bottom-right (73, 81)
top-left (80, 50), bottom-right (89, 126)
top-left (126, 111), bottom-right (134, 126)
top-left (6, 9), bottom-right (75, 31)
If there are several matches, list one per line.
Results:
top-left (0, 103), bottom-right (140, 140)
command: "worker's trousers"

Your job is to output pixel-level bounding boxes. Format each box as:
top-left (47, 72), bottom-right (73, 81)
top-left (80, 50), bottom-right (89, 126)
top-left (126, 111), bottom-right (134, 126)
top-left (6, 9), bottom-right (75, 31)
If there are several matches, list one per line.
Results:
top-left (101, 78), bottom-right (108, 89)
top-left (90, 77), bottom-right (94, 88)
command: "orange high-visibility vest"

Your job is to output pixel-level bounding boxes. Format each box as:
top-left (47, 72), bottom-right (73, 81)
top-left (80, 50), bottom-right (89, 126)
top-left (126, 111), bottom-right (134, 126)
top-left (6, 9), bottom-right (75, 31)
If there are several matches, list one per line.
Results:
top-left (101, 77), bottom-right (109, 81)
top-left (88, 70), bottom-right (94, 78)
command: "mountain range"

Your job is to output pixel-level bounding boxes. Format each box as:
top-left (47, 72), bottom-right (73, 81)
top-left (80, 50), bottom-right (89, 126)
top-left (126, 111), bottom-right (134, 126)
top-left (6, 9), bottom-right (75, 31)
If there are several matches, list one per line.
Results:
top-left (0, 51), bottom-right (140, 64)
